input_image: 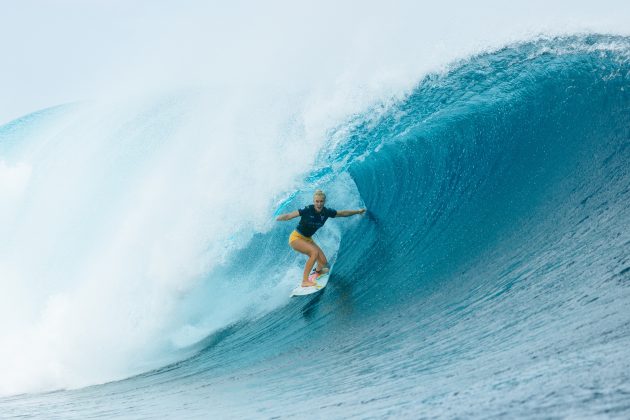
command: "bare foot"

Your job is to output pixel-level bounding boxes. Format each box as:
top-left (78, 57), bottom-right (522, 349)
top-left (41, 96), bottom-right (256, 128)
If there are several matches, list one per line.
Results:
top-left (301, 280), bottom-right (317, 287)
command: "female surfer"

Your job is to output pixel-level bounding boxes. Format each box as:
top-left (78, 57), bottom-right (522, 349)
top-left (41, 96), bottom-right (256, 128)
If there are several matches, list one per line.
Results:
top-left (276, 190), bottom-right (366, 287)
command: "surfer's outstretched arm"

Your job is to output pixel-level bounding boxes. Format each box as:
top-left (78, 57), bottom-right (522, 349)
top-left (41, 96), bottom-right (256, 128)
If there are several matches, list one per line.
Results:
top-left (335, 208), bottom-right (367, 217)
top-left (276, 210), bottom-right (300, 221)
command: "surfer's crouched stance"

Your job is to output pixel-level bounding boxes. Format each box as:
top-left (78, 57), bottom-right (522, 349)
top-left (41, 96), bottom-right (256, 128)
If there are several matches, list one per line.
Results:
top-left (276, 190), bottom-right (366, 287)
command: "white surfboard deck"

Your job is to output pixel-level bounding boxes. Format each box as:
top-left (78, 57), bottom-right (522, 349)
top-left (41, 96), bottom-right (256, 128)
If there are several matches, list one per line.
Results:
top-left (290, 271), bottom-right (330, 297)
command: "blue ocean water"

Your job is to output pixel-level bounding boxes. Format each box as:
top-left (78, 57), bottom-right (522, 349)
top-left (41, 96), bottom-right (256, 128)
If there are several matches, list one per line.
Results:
top-left (1, 35), bottom-right (629, 418)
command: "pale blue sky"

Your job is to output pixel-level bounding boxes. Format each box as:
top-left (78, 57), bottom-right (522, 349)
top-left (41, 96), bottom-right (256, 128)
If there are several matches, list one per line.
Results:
top-left (1, 0), bottom-right (629, 124)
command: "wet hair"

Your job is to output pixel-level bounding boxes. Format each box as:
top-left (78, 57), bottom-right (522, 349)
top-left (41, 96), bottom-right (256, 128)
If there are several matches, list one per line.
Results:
top-left (313, 189), bottom-right (326, 200)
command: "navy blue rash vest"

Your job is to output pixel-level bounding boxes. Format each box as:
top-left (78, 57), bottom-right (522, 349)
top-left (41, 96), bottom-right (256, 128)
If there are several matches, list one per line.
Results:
top-left (296, 205), bottom-right (337, 237)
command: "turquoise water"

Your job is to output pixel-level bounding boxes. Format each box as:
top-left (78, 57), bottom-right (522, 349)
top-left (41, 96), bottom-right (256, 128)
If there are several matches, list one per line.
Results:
top-left (1, 35), bottom-right (629, 418)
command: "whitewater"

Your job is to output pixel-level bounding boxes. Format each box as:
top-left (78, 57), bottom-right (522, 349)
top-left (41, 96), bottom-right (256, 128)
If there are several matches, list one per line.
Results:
top-left (1, 2), bottom-right (630, 419)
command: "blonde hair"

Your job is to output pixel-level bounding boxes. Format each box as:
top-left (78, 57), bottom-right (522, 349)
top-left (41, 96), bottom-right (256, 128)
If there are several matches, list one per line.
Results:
top-left (313, 189), bottom-right (326, 200)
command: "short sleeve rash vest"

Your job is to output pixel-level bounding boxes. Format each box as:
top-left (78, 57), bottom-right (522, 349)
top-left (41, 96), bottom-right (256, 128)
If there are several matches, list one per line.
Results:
top-left (295, 205), bottom-right (337, 237)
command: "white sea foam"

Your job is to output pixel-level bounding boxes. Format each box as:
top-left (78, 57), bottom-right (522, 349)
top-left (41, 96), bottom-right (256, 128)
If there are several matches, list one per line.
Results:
top-left (1, 0), bottom-right (629, 398)
top-left (0, 86), bottom-right (368, 396)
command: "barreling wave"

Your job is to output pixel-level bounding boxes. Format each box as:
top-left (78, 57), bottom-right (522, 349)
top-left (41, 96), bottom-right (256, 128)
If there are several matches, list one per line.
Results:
top-left (1, 34), bottom-right (629, 418)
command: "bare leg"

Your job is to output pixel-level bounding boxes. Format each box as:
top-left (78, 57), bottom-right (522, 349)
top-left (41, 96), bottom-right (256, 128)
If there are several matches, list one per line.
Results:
top-left (312, 243), bottom-right (329, 273)
top-left (290, 239), bottom-right (321, 287)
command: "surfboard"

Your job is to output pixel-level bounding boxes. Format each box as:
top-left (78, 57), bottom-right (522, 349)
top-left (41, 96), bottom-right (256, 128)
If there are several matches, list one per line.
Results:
top-left (290, 269), bottom-right (330, 297)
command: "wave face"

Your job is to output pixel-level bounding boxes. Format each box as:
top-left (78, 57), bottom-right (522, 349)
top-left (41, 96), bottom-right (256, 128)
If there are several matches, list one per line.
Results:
top-left (1, 35), bottom-right (630, 418)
